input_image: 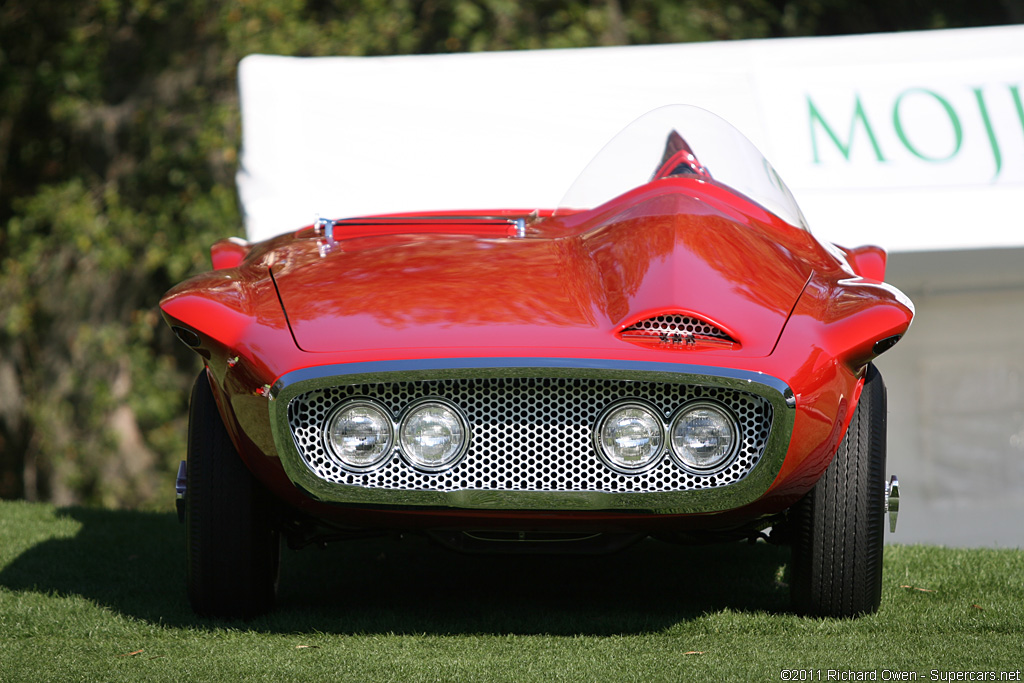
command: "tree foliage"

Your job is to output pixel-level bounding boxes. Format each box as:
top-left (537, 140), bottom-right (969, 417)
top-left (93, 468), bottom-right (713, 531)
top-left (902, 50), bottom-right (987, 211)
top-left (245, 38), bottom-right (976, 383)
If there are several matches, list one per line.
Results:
top-left (0, 0), bottom-right (1017, 508)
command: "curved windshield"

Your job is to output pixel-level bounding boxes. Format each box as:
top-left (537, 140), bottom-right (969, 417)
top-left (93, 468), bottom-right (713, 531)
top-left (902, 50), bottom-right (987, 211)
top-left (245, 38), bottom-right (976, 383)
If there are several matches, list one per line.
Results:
top-left (556, 105), bottom-right (808, 230)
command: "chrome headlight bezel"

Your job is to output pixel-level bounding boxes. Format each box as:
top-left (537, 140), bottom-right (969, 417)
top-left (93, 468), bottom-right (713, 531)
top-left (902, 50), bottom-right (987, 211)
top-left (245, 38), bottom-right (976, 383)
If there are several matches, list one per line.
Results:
top-left (322, 398), bottom-right (396, 472)
top-left (668, 400), bottom-right (741, 474)
top-left (593, 399), bottom-right (667, 475)
top-left (398, 397), bottom-right (471, 473)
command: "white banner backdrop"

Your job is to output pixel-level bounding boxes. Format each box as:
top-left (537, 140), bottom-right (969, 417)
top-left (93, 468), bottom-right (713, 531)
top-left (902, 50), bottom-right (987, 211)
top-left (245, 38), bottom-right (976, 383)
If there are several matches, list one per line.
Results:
top-left (238, 25), bottom-right (1024, 251)
top-left (237, 27), bottom-right (1024, 548)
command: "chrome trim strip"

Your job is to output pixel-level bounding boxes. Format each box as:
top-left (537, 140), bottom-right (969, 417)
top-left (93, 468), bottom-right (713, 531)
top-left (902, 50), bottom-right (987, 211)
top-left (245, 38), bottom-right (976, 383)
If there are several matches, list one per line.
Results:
top-left (311, 214), bottom-right (531, 243)
top-left (268, 358), bottom-right (795, 515)
top-left (271, 358), bottom-right (792, 398)
top-left (327, 215), bottom-right (531, 224)
top-left (313, 215), bottom-right (339, 257)
top-left (175, 460), bottom-right (188, 500)
top-left (175, 460), bottom-right (187, 524)
top-left (510, 217), bottom-right (526, 238)
top-left (886, 474), bottom-right (900, 533)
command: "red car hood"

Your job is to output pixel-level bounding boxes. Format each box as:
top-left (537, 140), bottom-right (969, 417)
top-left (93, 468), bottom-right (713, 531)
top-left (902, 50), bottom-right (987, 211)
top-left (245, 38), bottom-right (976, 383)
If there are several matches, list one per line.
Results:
top-left (269, 191), bottom-right (814, 357)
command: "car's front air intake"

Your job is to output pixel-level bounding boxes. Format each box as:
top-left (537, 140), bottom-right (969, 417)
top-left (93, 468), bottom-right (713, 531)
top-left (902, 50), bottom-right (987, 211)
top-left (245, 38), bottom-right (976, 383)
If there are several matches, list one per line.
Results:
top-left (620, 314), bottom-right (736, 344)
top-left (286, 376), bottom-right (771, 494)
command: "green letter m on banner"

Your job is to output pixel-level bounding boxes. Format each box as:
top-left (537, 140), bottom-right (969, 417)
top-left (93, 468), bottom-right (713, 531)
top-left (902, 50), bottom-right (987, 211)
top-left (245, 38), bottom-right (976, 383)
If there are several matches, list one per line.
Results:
top-left (809, 95), bottom-right (886, 163)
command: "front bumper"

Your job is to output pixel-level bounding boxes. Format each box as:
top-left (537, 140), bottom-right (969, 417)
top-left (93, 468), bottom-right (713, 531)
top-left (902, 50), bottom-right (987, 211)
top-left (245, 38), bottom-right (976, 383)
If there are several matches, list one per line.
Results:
top-left (269, 358), bottom-right (795, 515)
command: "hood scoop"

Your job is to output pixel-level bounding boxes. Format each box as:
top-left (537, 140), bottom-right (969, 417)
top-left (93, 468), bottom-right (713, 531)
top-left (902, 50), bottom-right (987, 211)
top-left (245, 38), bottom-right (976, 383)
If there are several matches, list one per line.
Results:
top-left (619, 314), bottom-right (738, 350)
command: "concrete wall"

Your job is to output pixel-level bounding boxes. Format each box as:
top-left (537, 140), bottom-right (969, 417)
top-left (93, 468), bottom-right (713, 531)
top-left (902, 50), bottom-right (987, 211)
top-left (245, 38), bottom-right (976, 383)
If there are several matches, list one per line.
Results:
top-left (876, 247), bottom-right (1024, 547)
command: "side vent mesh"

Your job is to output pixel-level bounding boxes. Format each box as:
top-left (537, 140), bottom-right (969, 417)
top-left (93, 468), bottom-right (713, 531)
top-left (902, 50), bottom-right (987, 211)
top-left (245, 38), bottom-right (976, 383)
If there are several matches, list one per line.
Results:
top-left (620, 314), bottom-right (736, 346)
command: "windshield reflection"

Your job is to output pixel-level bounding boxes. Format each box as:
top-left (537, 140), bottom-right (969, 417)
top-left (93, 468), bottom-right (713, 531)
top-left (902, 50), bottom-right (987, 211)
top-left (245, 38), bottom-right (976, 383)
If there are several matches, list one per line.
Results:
top-left (557, 105), bottom-right (808, 231)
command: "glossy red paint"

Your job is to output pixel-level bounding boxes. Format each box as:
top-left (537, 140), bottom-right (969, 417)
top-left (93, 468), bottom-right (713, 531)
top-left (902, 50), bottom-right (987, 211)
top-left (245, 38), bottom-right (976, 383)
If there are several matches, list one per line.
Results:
top-left (842, 244), bottom-right (888, 282)
top-left (161, 169), bottom-right (913, 534)
top-left (210, 237), bottom-right (252, 271)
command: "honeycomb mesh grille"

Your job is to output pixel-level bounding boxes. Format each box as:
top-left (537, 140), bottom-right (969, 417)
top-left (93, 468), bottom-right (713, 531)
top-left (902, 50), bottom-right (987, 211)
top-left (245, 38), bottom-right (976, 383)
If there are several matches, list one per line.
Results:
top-left (287, 377), bottom-right (771, 493)
top-left (622, 315), bottom-right (734, 341)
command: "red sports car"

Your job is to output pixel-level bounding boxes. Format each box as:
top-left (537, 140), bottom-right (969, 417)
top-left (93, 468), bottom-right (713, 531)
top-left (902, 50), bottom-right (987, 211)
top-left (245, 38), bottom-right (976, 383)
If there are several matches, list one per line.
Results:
top-left (161, 105), bottom-right (912, 619)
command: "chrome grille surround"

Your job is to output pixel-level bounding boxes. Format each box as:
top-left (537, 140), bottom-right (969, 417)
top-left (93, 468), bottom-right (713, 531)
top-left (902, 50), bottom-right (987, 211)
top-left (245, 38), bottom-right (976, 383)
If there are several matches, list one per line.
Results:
top-left (268, 358), bottom-right (796, 514)
top-left (290, 378), bottom-right (768, 492)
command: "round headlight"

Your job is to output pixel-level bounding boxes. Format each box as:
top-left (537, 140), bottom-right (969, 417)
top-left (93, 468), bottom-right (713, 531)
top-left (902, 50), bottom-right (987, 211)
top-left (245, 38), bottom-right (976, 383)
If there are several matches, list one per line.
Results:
top-left (669, 401), bottom-right (740, 473)
top-left (399, 399), bottom-right (469, 472)
top-left (323, 399), bottom-right (394, 471)
top-left (595, 401), bottom-right (665, 473)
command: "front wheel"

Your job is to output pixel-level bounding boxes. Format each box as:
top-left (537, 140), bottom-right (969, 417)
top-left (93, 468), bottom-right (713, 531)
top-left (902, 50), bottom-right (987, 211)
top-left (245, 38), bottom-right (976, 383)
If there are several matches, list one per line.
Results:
top-left (790, 364), bottom-right (887, 618)
top-left (185, 369), bottom-right (280, 618)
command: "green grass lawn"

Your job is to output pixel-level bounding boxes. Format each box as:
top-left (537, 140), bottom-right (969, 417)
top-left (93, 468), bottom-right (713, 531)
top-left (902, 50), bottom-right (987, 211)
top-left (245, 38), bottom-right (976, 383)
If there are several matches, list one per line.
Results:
top-left (1, 499), bottom-right (1021, 682)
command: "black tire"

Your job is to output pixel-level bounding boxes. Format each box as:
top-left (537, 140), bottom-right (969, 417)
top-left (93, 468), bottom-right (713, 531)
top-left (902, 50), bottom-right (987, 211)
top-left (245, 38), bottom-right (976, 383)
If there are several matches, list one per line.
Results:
top-left (790, 364), bottom-right (887, 618)
top-left (186, 369), bottom-right (280, 618)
